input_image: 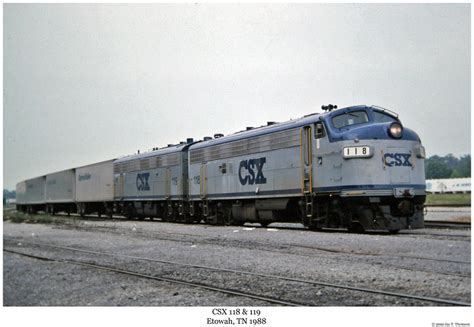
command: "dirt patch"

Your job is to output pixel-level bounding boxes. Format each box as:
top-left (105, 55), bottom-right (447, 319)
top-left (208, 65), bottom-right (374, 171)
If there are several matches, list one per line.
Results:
top-left (450, 216), bottom-right (471, 223)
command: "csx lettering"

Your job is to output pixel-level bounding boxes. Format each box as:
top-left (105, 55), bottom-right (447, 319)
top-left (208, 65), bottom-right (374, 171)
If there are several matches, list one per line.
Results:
top-left (384, 153), bottom-right (412, 167)
top-left (136, 173), bottom-right (150, 191)
top-left (239, 158), bottom-right (267, 185)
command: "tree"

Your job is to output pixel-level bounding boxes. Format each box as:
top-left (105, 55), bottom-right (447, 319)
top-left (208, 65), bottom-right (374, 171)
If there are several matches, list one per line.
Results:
top-left (3, 189), bottom-right (16, 199)
top-left (456, 155), bottom-right (471, 177)
top-left (425, 154), bottom-right (470, 179)
top-left (443, 154), bottom-right (459, 170)
top-left (425, 159), bottom-right (452, 179)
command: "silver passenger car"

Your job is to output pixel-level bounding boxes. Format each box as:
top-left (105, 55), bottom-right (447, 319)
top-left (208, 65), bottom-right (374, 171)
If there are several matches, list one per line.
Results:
top-left (16, 176), bottom-right (46, 213)
top-left (45, 169), bottom-right (76, 214)
top-left (75, 159), bottom-right (115, 217)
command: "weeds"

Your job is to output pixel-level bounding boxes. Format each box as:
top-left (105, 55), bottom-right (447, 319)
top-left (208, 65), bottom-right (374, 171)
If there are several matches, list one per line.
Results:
top-left (3, 211), bottom-right (76, 225)
top-left (426, 193), bottom-right (471, 206)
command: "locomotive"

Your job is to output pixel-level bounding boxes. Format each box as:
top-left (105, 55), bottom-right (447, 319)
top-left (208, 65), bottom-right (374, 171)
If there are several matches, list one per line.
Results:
top-left (16, 105), bottom-right (426, 233)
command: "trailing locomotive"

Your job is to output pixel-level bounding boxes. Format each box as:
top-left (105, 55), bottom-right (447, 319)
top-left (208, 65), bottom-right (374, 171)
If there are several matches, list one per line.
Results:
top-left (113, 143), bottom-right (191, 221)
top-left (16, 105), bottom-right (426, 233)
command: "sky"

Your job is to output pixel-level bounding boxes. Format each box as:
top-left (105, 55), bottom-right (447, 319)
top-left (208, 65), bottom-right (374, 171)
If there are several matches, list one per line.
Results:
top-left (3, 4), bottom-right (471, 190)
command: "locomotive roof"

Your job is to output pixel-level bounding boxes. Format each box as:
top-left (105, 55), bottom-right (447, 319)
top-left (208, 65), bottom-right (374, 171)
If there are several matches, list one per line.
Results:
top-left (114, 143), bottom-right (187, 164)
top-left (189, 105), bottom-right (387, 150)
top-left (75, 158), bottom-right (116, 169)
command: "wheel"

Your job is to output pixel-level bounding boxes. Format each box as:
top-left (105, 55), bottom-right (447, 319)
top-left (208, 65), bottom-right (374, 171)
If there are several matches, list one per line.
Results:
top-left (222, 210), bottom-right (237, 226)
top-left (348, 222), bottom-right (365, 233)
top-left (105, 206), bottom-right (114, 219)
top-left (125, 205), bottom-right (136, 219)
top-left (78, 204), bottom-right (85, 217)
top-left (164, 213), bottom-right (176, 222)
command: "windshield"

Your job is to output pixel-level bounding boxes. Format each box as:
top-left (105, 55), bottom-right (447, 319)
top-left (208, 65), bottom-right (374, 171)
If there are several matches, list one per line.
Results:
top-left (373, 111), bottom-right (398, 123)
top-left (332, 111), bottom-right (369, 129)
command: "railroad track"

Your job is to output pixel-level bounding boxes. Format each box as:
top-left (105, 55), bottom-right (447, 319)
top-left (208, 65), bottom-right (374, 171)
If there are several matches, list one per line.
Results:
top-left (10, 210), bottom-right (471, 231)
top-left (6, 214), bottom-right (471, 278)
top-left (61, 222), bottom-right (472, 267)
top-left (424, 221), bottom-right (471, 229)
top-left (4, 248), bottom-right (298, 306)
top-left (26, 222), bottom-right (470, 280)
top-left (399, 231), bottom-right (471, 240)
top-left (6, 212), bottom-right (471, 278)
top-left (4, 238), bottom-right (470, 306)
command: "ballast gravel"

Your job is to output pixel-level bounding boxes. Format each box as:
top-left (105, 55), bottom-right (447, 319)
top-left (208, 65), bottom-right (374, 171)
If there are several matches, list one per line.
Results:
top-left (3, 218), bottom-right (471, 306)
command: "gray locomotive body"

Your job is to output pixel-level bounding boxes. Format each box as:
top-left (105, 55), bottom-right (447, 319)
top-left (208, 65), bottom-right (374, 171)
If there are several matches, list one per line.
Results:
top-left (312, 106), bottom-right (425, 232)
top-left (112, 144), bottom-right (191, 221)
top-left (16, 105), bottom-right (425, 232)
top-left (188, 105), bottom-right (425, 232)
top-left (188, 122), bottom-right (304, 226)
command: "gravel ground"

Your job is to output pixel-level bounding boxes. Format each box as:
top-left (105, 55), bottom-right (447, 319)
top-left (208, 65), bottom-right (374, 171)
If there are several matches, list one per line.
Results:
top-left (3, 218), bottom-right (471, 306)
top-left (3, 250), bottom-right (270, 306)
top-left (425, 207), bottom-right (471, 222)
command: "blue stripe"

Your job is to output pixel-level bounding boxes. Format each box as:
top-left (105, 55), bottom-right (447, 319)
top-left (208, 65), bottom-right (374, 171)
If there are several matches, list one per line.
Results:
top-left (189, 184), bottom-right (425, 199)
top-left (314, 184), bottom-right (426, 192)
top-left (190, 189), bottom-right (301, 199)
top-left (115, 195), bottom-right (183, 201)
top-left (115, 184), bottom-right (425, 201)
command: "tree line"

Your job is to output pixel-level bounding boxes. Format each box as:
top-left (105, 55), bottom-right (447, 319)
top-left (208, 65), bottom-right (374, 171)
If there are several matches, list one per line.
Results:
top-left (3, 189), bottom-right (16, 199)
top-left (425, 154), bottom-right (470, 179)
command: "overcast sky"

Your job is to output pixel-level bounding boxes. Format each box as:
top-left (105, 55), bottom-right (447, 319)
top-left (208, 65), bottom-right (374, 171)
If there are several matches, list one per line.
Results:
top-left (3, 4), bottom-right (471, 190)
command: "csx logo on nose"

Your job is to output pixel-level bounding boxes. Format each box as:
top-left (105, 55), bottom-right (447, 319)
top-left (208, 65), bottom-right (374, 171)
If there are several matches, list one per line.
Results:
top-left (384, 153), bottom-right (412, 167)
top-left (239, 157), bottom-right (267, 185)
top-left (136, 173), bottom-right (150, 191)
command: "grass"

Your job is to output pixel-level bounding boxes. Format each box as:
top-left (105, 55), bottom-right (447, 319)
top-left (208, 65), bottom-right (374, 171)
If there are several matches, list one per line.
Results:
top-left (3, 210), bottom-right (78, 225)
top-left (425, 193), bottom-right (471, 206)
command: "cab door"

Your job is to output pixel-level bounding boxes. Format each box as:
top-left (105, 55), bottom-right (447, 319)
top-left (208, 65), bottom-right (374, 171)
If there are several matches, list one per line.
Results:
top-left (114, 174), bottom-right (124, 199)
top-left (301, 126), bottom-right (313, 195)
top-left (165, 168), bottom-right (171, 199)
top-left (312, 121), bottom-right (338, 190)
top-left (200, 163), bottom-right (207, 199)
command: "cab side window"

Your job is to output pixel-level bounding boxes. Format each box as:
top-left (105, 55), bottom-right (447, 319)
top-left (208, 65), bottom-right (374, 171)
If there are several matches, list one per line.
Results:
top-left (373, 111), bottom-right (398, 123)
top-left (314, 122), bottom-right (326, 139)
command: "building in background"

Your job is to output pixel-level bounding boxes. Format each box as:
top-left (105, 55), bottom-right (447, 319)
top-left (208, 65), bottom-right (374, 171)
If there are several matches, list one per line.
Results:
top-left (426, 178), bottom-right (471, 194)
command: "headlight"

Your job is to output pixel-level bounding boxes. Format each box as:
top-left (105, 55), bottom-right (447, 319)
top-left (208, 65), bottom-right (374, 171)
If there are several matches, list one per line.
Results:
top-left (388, 122), bottom-right (403, 139)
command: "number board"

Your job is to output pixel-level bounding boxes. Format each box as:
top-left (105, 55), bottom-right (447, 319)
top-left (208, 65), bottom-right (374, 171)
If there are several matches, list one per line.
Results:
top-left (343, 146), bottom-right (372, 158)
